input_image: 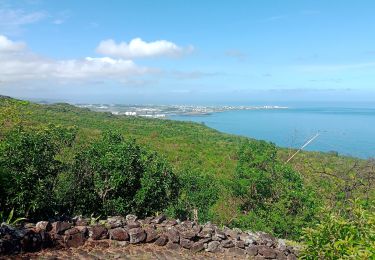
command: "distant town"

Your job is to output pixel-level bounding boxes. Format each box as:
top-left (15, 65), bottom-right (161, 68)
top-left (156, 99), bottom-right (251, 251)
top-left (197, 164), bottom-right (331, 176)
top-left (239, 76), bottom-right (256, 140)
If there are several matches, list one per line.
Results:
top-left (75, 104), bottom-right (288, 118)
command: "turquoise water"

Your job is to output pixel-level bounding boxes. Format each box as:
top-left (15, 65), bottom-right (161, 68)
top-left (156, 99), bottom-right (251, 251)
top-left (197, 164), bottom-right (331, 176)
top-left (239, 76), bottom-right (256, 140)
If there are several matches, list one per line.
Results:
top-left (170, 106), bottom-right (375, 159)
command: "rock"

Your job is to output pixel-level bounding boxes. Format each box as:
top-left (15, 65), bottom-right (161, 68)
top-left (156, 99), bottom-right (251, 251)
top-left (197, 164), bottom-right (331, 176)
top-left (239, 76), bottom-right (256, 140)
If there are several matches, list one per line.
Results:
top-left (200, 237), bottom-right (212, 244)
top-left (206, 241), bottom-right (220, 253)
top-left (125, 214), bottom-right (137, 222)
top-left (211, 234), bottom-right (222, 241)
top-left (51, 221), bottom-right (72, 234)
top-left (140, 217), bottom-right (153, 225)
top-left (164, 219), bottom-right (178, 226)
top-left (191, 242), bottom-right (204, 253)
top-left (19, 229), bottom-right (42, 252)
top-left (235, 240), bottom-right (245, 249)
top-left (221, 239), bottom-right (234, 248)
top-left (128, 228), bottom-right (146, 244)
top-left (75, 226), bottom-right (88, 235)
top-left (180, 221), bottom-right (193, 229)
top-left (126, 220), bottom-right (140, 229)
top-left (180, 238), bottom-right (193, 249)
top-left (228, 247), bottom-right (246, 256)
top-left (35, 221), bottom-right (51, 232)
top-left (277, 239), bottom-right (287, 251)
top-left (64, 228), bottom-right (80, 236)
top-left (166, 242), bottom-right (180, 250)
top-left (258, 232), bottom-right (276, 247)
top-left (198, 227), bottom-right (213, 238)
top-left (109, 228), bottom-right (129, 241)
top-left (74, 216), bottom-right (89, 226)
top-left (166, 228), bottom-right (179, 243)
top-left (223, 227), bottom-right (238, 240)
top-left (276, 250), bottom-right (288, 260)
top-left (90, 225), bottom-right (108, 240)
top-left (154, 234), bottom-right (168, 246)
top-left (215, 229), bottom-right (227, 240)
top-left (107, 216), bottom-right (125, 228)
top-left (246, 245), bottom-right (258, 256)
top-left (152, 214), bottom-right (166, 224)
top-left (64, 232), bottom-right (85, 248)
top-left (180, 230), bottom-right (196, 240)
top-left (258, 245), bottom-right (277, 258)
top-left (239, 233), bottom-right (253, 246)
top-left (287, 254), bottom-right (298, 260)
top-left (145, 228), bottom-right (159, 243)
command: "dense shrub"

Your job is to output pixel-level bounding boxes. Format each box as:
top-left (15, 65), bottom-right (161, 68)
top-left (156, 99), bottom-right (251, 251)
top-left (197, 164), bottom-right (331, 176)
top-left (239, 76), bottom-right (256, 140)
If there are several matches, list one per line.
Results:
top-left (301, 201), bottom-right (375, 259)
top-left (0, 125), bottom-right (76, 219)
top-left (232, 140), bottom-right (318, 239)
top-left (168, 170), bottom-right (219, 223)
top-left (56, 131), bottom-right (179, 217)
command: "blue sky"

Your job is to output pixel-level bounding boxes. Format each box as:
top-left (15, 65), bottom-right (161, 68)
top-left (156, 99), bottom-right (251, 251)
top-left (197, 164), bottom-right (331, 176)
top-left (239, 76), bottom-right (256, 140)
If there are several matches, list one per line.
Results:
top-left (0, 0), bottom-right (375, 104)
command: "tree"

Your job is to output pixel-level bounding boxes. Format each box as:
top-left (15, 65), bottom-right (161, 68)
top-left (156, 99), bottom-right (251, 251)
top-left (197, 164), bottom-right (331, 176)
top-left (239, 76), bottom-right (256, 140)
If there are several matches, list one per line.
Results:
top-left (232, 140), bottom-right (318, 239)
top-left (59, 131), bottom-right (179, 217)
top-left (0, 125), bottom-right (76, 219)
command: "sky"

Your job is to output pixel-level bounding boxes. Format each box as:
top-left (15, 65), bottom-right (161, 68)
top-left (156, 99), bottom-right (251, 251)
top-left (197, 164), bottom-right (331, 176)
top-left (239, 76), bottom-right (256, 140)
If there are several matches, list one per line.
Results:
top-left (0, 0), bottom-right (375, 104)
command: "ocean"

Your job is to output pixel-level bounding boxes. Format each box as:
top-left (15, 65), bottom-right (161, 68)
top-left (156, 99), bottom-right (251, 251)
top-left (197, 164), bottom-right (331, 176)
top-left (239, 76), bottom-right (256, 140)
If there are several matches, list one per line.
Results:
top-left (170, 103), bottom-right (375, 159)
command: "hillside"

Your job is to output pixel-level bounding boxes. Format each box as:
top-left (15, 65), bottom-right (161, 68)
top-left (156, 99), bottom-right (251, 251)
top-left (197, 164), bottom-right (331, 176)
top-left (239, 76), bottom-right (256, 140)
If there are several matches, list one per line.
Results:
top-left (1, 96), bottom-right (373, 237)
top-left (0, 96), bottom-right (367, 196)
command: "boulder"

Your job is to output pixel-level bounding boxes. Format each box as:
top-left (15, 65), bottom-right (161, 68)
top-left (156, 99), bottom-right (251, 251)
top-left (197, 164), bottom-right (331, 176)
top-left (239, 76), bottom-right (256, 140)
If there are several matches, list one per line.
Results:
top-left (64, 232), bottom-right (85, 248)
top-left (214, 229), bottom-right (227, 240)
top-left (128, 228), bottom-right (146, 244)
top-left (51, 221), bottom-right (71, 234)
top-left (126, 220), bottom-right (140, 229)
top-left (190, 242), bottom-right (204, 253)
top-left (90, 225), bottom-right (108, 240)
top-left (154, 235), bottom-right (168, 246)
top-left (35, 221), bottom-right (51, 232)
top-left (258, 245), bottom-right (277, 258)
top-left (246, 245), bottom-right (258, 256)
top-left (206, 241), bottom-right (220, 253)
top-left (145, 228), bottom-right (159, 243)
top-left (180, 230), bottom-right (196, 240)
top-left (125, 214), bottom-right (137, 222)
top-left (109, 228), bottom-right (129, 241)
top-left (166, 242), bottom-right (180, 250)
top-left (166, 228), bottom-right (179, 243)
top-left (235, 240), bottom-right (245, 249)
top-left (221, 239), bottom-right (234, 248)
top-left (107, 216), bottom-right (125, 229)
top-left (180, 238), bottom-right (193, 249)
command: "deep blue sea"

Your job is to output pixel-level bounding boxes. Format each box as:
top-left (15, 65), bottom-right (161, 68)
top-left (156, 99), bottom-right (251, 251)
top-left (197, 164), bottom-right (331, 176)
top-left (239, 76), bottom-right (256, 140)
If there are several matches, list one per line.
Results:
top-left (170, 103), bottom-right (375, 159)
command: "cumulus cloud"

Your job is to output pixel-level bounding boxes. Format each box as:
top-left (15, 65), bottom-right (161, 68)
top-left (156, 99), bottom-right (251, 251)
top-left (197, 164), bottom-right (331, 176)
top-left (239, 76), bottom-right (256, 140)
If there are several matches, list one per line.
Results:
top-left (96, 38), bottom-right (192, 58)
top-left (0, 35), bottom-right (152, 84)
top-left (0, 35), bottom-right (26, 52)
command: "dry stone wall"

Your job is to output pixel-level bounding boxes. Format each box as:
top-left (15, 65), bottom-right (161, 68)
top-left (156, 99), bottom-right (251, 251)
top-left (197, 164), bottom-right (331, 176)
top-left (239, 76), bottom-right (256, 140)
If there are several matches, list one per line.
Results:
top-left (0, 215), bottom-right (298, 259)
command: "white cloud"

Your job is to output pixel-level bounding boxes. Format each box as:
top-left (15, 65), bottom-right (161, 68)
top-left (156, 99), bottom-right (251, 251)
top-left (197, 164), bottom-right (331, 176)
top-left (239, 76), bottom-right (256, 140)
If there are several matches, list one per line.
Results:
top-left (0, 8), bottom-right (46, 34)
top-left (0, 35), bottom-right (152, 84)
top-left (0, 35), bottom-right (26, 52)
top-left (96, 38), bottom-right (192, 58)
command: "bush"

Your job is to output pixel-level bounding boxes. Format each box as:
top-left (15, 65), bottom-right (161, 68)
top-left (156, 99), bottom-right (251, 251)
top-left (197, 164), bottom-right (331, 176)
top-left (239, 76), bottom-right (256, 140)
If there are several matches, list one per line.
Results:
top-left (232, 140), bottom-right (318, 239)
top-left (301, 201), bottom-right (375, 259)
top-left (56, 131), bottom-right (179, 217)
top-left (168, 170), bottom-right (219, 223)
top-left (0, 125), bottom-right (76, 219)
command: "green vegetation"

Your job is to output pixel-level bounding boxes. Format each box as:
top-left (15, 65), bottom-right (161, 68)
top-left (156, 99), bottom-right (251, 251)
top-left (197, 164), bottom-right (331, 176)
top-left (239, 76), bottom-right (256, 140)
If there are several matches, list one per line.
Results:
top-left (0, 96), bottom-right (374, 258)
top-left (301, 201), bottom-right (375, 259)
top-left (232, 140), bottom-right (318, 240)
